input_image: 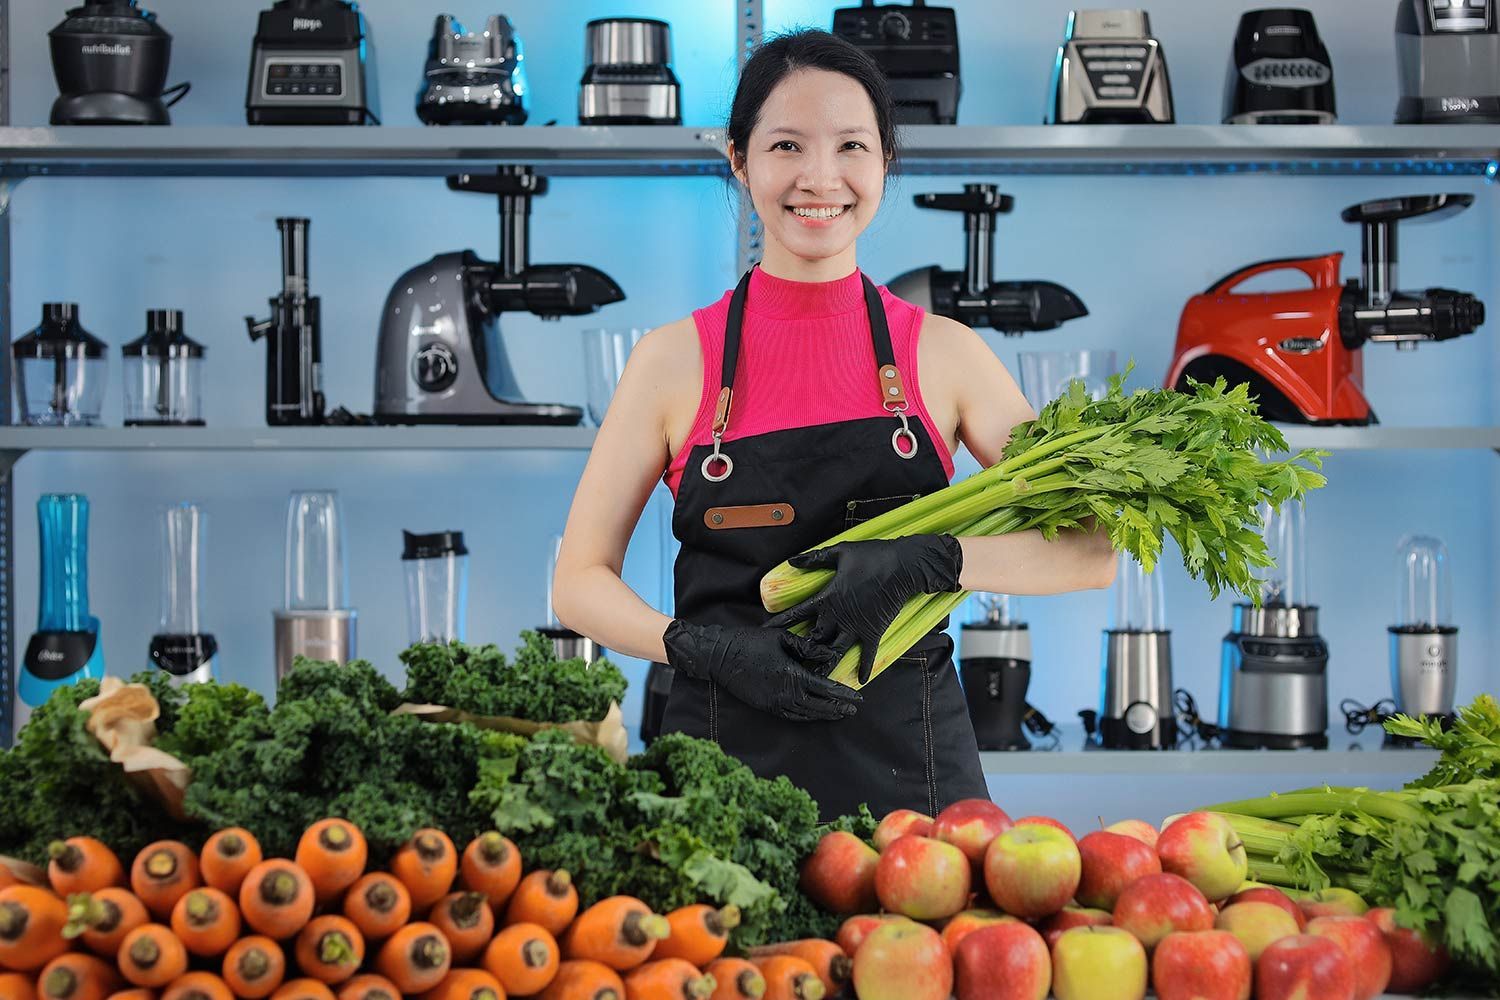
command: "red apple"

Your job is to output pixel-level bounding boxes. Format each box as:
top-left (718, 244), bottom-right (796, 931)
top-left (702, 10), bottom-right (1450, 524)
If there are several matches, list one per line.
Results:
top-left (1256, 933), bottom-right (1355, 1000)
top-left (800, 830), bottom-right (880, 914)
top-left (1226, 887), bottom-right (1306, 931)
top-left (1215, 901), bottom-right (1301, 962)
top-left (940, 908), bottom-right (1015, 954)
top-left (1076, 830), bottom-right (1162, 911)
top-left (1157, 813), bottom-right (1248, 902)
top-left (835, 913), bottom-right (908, 958)
top-left (1298, 887), bottom-right (1368, 921)
top-left (1308, 915), bottom-right (1393, 1000)
top-left (1051, 926), bottom-right (1148, 1000)
top-left (1040, 906), bottom-right (1114, 950)
top-left (874, 835), bottom-right (971, 921)
top-left (852, 919), bottom-right (951, 1000)
top-left (1152, 930), bottom-right (1251, 1000)
top-left (955, 920), bottom-right (1051, 1000)
top-left (1113, 872), bottom-right (1215, 950)
top-left (1366, 908), bottom-right (1452, 994)
top-left (1106, 819), bottom-right (1160, 850)
top-left (873, 808), bottom-right (933, 851)
top-left (932, 798), bottom-right (1013, 870)
top-left (983, 824), bottom-right (1081, 920)
top-left (1016, 815), bottom-right (1076, 841)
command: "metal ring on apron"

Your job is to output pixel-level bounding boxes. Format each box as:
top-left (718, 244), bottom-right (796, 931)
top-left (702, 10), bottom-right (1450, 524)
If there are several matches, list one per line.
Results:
top-left (701, 434), bottom-right (734, 482)
top-left (889, 406), bottom-right (919, 460)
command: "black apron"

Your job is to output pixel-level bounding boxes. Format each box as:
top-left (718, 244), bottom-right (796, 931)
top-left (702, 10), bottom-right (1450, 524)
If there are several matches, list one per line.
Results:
top-left (660, 269), bottom-right (989, 822)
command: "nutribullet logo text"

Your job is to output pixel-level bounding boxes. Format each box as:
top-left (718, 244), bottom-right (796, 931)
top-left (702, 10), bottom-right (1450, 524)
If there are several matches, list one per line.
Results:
top-left (81, 43), bottom-right (131, 56)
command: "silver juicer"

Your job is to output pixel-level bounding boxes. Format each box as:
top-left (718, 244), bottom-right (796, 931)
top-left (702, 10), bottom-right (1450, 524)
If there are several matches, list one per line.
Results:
top-left (1099, 553), bottom-right (1176, 749)
top-left (1047, 9), bottom-right (1174, 124)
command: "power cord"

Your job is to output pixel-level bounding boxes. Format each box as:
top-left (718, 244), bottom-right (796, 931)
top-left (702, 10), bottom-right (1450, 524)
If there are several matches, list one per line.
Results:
top-left (1173, 689), bottom-right (1221, 746)
top-left (1021, 703), bottom-right (1061, 750)
top-left (1340, 697), bottom-right (1396, 735)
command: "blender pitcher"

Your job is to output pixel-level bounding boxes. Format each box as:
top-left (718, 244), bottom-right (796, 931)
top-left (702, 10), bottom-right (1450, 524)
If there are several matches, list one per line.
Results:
top-left (1389, 534), bottom-right (1457, 725)
top-left (274, 490), bottom-right (357, 680)
top-left (149, 502), bottom-right (217, 685)
top-left (17, 494), bottom-right (105, 732)
top-left (402, 530), bottom-right (469, 644)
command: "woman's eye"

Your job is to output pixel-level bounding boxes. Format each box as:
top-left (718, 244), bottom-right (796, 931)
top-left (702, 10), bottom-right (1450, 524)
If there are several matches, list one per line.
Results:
top-left (842, 141), bottom-right (869, 151)
top-left (772, 141), bottom-right (799, 152)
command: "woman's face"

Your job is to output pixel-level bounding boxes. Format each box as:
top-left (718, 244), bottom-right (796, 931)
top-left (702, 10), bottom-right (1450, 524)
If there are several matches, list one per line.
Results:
top-left (733, 68), bottom-right (886, 266)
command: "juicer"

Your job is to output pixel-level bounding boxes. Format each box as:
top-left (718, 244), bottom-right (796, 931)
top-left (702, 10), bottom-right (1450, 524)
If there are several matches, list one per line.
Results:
top-left (149, 503), bottom-right (216, 685)
top-left (247, 218), bottom-right (326, 427)
top-left (1220, 501), bottom-right (1329, 749)
top-left (959, 594), bottom-right (1034, 751)
top-left (17, 495), bottom-right (106, 733)
top-left (1099, 554), bottom-right (1176, 749)
top-left (1389, 534), bottom-right (1458, 732)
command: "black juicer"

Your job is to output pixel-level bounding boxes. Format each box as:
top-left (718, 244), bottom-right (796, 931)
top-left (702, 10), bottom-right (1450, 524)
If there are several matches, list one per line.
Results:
top-left (1396, 0), bottom-right (1500, 123)
top-left (960, 595), bottom-right (1035, 751)
top-left (886, 185), bottom-right (1088, 334)
top-left (247, 0), bottom-right (378, 125)
top-left (373, 167), bottom-right (624, 424)
top-left (49, 0), bottom-right (189, 125)
top-left (1224, 8), bottom-right (1336, 124)
top-left (832, 1), bottom-right (961, 124)
top-left (417, 15), bottom-right (528, 125)
top-left (246, 218), bottom-right (325, 427)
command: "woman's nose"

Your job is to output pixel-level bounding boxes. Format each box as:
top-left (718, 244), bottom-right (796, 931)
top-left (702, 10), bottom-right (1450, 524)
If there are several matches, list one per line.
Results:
top-left (797, 150), bottom-right (843, 193)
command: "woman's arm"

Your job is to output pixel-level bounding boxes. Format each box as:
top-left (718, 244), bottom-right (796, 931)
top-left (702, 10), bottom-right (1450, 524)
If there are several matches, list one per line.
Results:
top-left (551, 319), bottom-right (699, 662)
top-left (919, 312), bottom-right (1117, 595)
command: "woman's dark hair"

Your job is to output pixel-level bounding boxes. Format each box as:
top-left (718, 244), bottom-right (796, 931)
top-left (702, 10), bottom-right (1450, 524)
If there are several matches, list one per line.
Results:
top-left (727, 29), bottom-right (898, 173)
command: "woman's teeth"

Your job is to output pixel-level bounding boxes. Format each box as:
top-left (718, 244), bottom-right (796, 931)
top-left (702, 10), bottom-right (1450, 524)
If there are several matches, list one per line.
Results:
top-left (790, 206), bottom-right (847, 219)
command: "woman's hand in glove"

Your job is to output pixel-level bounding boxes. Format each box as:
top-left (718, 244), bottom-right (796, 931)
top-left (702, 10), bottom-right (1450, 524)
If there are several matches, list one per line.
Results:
top-left (662, 619), bottom-right (862, 722)
top-left (764, 534), bottom-right (964, 684)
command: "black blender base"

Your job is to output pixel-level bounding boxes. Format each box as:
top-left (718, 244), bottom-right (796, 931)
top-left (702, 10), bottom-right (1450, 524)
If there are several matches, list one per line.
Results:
top-left (52, 93), bottom-right (170, 125)
top-left (1224, 729), bottom-right (1328, 750)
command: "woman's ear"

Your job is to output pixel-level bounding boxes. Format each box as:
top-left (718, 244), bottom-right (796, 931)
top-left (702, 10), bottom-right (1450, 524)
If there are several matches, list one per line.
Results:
top-left (727, 140), bottom-right (747, 186)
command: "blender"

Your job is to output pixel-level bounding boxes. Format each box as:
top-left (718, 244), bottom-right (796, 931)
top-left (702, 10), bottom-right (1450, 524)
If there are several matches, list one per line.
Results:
top-left (1220, 500), bottom-right (1329, 749)
top-left (274, 490), bottom-right (356, 679)
top-left (402, 530), bottom-right (468, 645)
top-left (12, 303), bottom-right (108, 426)
top-left (149, 502), bottom-right (216, 684)
top-left (1388, 534), bottom-right (1458, 736)
top-left (123, 310), bottom-right (205, 426)
top-left (539, 534), bottom-right (604, 663)
top-left (959, 593), bottom-right (1034, 751)
top-left (17, 494), bottom-right (106, 732)
top-left (1098, 554), bottom-right (1176, 749)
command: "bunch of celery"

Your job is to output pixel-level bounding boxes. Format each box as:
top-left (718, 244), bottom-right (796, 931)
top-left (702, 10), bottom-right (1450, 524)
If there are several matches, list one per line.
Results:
top-left (1199, 696), bottom-right (1500, 980)
top-left (759, 371), bottom-right (1326, 688)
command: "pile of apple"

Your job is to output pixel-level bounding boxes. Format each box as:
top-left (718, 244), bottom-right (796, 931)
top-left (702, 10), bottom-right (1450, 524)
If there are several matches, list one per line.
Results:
top-left (799, 801), bottom-right (1453, 1000)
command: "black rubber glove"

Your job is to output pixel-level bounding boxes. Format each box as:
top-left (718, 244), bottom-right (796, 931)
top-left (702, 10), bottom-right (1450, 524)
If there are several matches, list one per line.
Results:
top-left (764, 534), bottom-right (964, 684)
top-left (662, 619), bottom-right (861, 722)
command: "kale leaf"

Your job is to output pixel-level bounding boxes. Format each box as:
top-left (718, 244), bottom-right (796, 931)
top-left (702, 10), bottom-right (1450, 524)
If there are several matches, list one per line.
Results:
top-left (400, 632), bottom-right (627, 723)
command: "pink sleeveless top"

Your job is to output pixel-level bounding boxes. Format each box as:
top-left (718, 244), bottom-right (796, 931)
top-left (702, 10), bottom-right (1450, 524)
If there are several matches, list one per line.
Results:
top-left (664, 267), bottom-right (955, 497)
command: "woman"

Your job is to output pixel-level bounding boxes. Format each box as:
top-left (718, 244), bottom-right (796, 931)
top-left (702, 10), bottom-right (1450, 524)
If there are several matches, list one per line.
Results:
top-left (553, 30), bottom-right (1116, 820)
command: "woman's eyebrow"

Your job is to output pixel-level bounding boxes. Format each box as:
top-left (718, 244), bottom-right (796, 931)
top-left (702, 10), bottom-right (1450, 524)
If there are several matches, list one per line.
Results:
top-left (764, 126), bottom-right (873, 136)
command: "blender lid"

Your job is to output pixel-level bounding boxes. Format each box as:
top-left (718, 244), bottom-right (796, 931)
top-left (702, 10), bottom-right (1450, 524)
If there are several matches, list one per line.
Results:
top-left (402, 529), bottom-right (469, 560)
top-left (123, 309), bottom-right (205, 358)
top-left (12, 303), bottom-right (107, 359)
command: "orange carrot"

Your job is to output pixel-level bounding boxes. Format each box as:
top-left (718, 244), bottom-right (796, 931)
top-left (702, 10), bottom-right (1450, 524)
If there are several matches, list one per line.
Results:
top-left (37, 952), bottom-right (120, 1000)
top-left (293, 916), bottom-right (364, 986)
top-left (390, 831), bottom-right (457, 914)
top-left (622, 959), bottom-right (715, 1000)
top-left (295, 821), bottom-right (368, 906)
top-left (653, 905), bottom-right (739, 967)
top-left (505, 871), bottom-right (578, 936)
top-left (269, 980), bottom-right (334, 1000)
top-left (341, 874), bottom-right (409, 942)
top-left (419, 968), bottom-right (503, 1000)
top-left (562, 897), bottom-right (669, 972)
top-left (429, 892), bottom-right (494, 965)
top-left (222, 936), bottom-right (285, 1000)
top-left (373, 922), bottom-right (450, 995)
top-left (168, 889), bottom-right (240, 958)
top-left (537, 961), bottom-right (626, 1000)
top-left (749, 958), bottom-right (822, 1000)
top-left (158, 973), bottom-right (233, 1000)
top-left (704, 959), bottom-right (765, 1000)
top-left (238, 862), bottom-right (314, 940)
top-left (0, 884), bottom-right (70, 971)
top-left (484, 922), bottom-right (560, 996)
top-left (745, 942), bottom-right (849, 997)
top-left (459, 833), bottom-right (522, 911)
top-left (128, 844), bottom-right (199, 923)
top-left (0, 972), bottom-right (38, 1000)
top-left (47, 839), bottom-right (125, 898)
top-left (104, 992), bottom-right (155, 1000)
top-left (199, 830), bottom-right (261, 898)
top-left (334, 975), bottom-right (401, 1000)
top-left (118, 924), bottom-right (188, 990)
top-left (63, 888), bottom-right (150, 959)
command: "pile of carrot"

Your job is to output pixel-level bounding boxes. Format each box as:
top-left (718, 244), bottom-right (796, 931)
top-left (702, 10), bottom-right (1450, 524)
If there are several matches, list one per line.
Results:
top-left (0, 823), bottom-right (844, 1000)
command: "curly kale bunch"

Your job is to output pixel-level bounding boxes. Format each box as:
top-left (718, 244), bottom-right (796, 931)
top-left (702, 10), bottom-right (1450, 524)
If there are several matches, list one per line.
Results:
top-left (401, 632), bottom-right (627, 723)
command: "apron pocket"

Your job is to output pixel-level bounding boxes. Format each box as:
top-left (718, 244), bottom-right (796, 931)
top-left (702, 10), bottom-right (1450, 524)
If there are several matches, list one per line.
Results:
top-left (844, 493), bottom-right (921, 530)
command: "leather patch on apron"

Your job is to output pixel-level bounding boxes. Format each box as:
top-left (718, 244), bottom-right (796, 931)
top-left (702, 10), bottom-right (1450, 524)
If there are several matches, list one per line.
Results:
top-left (704, 503), bottom-right (797, 530)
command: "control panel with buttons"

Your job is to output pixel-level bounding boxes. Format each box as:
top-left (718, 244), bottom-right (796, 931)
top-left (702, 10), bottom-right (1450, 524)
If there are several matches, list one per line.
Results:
top-left (1239, 56), bottom-right (1332, 88)
top-left (1077, 42), bottom-right (1155, 101)
top-left (264, 59), bottom-right (345, 99)
top-left (1428, 0), bottom-right (1492, 31)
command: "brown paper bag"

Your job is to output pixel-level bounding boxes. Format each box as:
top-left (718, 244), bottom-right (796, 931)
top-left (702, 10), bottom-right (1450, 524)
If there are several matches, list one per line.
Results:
top-left (79, 677), bottom-right (192, 820)
top-left (393, 699), bottom-right (629, 764)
